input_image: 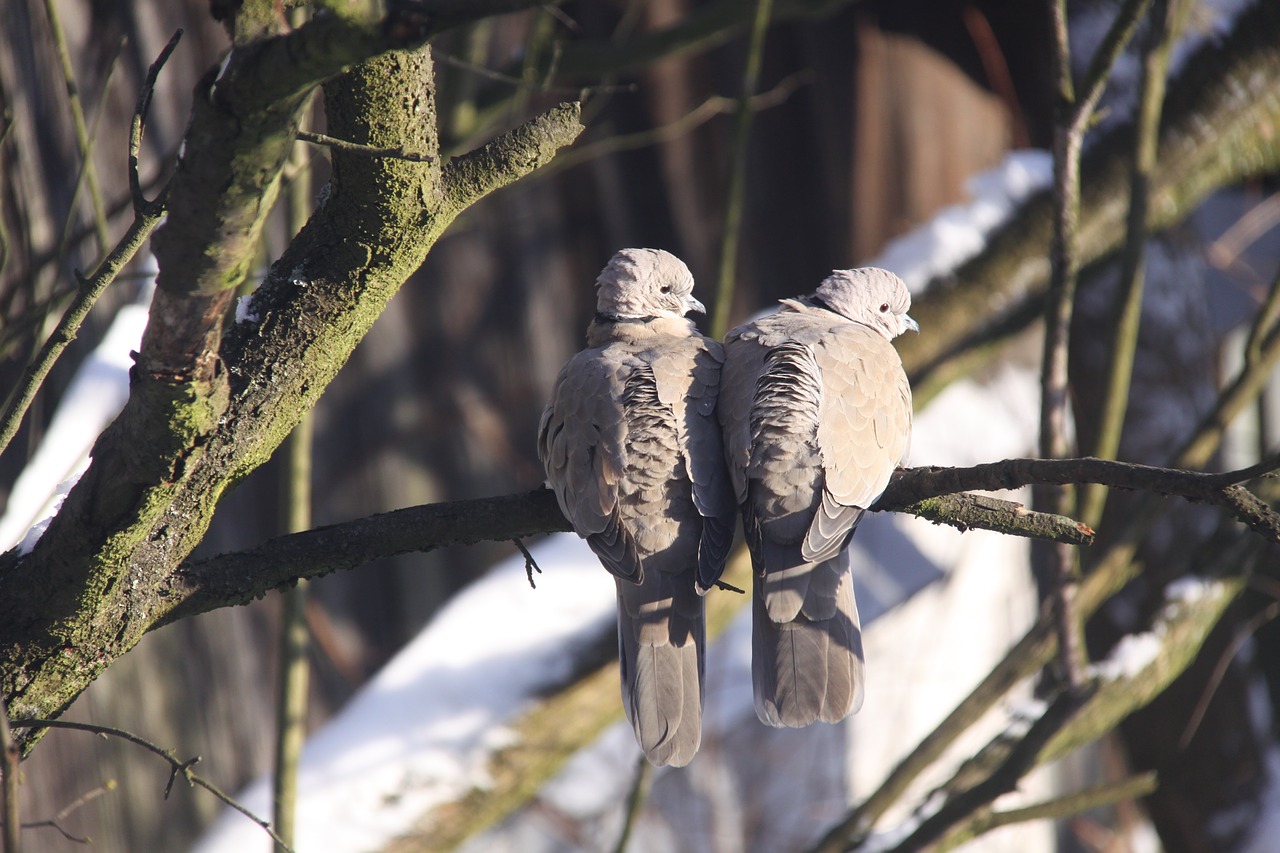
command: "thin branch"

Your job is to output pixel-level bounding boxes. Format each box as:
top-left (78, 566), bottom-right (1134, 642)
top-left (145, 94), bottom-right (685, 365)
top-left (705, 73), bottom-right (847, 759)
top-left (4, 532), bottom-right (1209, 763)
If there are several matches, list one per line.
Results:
top-left (1245, 265), bottom-right (1280, 369)
top-left (15, 781), bottom-right (116, 845)
top-left (42, 0), bottom-right (110, 255)
top-left (539, 73), bottom-right (807, 179)
top-left (55, 35), bottom-right (126, 267)
top-left (512, 538), bottom-right (543, 589)
top-left (1207, 192), bottom-right (1280, 279)
top-left (0, 212), bottom-right (162, 459)
top-left (7, 719), bottom-right (295, 853)
top-left (432, 49), bottom-right (635, 96)
top-left (272, 114), bottom-right (315, 852)
top-left (1178, 584), bottom-right (1280, 749)
top-left (880, 456), bottom-right (1280, 518)
top-left (1040, 0), bottom-right (1153, 689)
top-left (0, 29), bottom-right (180, 458)
top-left (710, 0), bottom-right (773, 340)
top-left (130, 30), bottom-right (182, 212)
top-left (1081, 0), bottom-right (1181, 529)
top-left (1, 700), bottom-right (18, 853)
top-left (884, 690), bottom-right (1088, 853)
top-left (295, 129), bottom-right (435, 162)
top-left (932, 772), bottom-right (1158, 853)
top-left (1176, 310), bottom-right (1280, 469)
top-left (611, 757), bottom-right (652, 853)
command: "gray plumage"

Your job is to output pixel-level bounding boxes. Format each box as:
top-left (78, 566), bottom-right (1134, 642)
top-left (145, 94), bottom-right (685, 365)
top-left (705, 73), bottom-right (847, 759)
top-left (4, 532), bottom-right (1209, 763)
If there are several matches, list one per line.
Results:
top-left (719, 267), bottom-right (916, 727)
top-left (538, 248), bottom-right (735, 766)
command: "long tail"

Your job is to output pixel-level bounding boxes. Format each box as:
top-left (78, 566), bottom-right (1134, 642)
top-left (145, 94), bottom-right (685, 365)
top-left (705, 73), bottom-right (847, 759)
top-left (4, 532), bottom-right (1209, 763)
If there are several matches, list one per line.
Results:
top-left (751, 553), bottom-right (864, 728)
top-left (616, 569), bottom-right (705, 765)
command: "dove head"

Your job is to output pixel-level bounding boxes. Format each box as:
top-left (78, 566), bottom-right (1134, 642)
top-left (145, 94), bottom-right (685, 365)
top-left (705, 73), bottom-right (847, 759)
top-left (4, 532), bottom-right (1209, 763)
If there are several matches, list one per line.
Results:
top-left (814, 267), bottom-right (919, 340)
top-left (595, 248), bottom-right (705, 320)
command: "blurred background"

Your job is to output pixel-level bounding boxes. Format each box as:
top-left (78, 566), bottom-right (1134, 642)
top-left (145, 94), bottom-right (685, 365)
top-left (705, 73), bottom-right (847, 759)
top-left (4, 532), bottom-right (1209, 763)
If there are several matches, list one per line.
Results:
top-left (2, 0), bottom-right (1278, 850)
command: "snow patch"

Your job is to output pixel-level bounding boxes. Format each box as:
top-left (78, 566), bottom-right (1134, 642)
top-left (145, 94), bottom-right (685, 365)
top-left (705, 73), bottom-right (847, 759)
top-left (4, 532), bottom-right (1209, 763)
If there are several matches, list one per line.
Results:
top-left (234, 294), bottom-right (259, 324)
top-left (869, 151), bottom-right (1052, 293)
top-left (0, 291), bottom-right (151, 552)
top-left (191, 533), bottom-right (616, 853)
top-left (1091, 631), bottom-right (1163, 682)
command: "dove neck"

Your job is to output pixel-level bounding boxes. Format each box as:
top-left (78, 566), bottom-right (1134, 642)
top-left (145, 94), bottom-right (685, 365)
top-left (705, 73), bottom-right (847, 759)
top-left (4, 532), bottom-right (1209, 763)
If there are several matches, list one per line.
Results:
top-left (805, 294), bottom-right (836, 314)
top-left (588, 313), bottom-right (694, 346)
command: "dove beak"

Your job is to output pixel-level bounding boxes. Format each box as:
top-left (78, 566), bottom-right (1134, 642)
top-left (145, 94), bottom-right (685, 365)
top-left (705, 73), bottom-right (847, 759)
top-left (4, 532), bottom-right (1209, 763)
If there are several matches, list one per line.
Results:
top-left (903, 313), bottom-right (920, 333)
top-left (685, 295), bottom-right (707, 315)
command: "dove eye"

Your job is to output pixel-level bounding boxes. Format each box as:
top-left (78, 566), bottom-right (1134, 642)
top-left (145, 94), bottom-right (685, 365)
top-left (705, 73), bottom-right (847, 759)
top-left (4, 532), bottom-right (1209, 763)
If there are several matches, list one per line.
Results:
top-left (879, 303), bottom-right (889, 313)
top-left (660, 285), bottom-right (672, 293)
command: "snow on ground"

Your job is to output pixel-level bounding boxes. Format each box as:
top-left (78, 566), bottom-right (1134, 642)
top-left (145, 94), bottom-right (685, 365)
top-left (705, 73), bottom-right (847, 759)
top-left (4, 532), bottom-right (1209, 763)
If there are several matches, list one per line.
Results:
top-left (191, 533), bottom-right (617, 853)
top-left (0, 287), bottom-right (152, 553)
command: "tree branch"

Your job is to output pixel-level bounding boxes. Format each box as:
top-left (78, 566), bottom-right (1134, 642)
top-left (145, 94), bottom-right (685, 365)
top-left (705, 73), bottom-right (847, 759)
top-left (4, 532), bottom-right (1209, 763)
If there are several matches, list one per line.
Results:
top-left (440, 101), bottom-right (584, 213)
top-left (161, 490), bottom-right (571, 625)
top-left (6, 719), bottom-right (294, 853)
top-left (932, 772), bottom-right (1158, 853)
top-left (159, 455), bottom-right (1278, 626)
top-left (881, 689), bottom-right (1089, 853)
top-left (878, 456), bottom-right (1280, 545)
top-left (0, 45), bottom-right (583, 738)
top-left (0, 30), bottom-right (178, 459)
top-left (899, 0), bottom-right (1280, 395)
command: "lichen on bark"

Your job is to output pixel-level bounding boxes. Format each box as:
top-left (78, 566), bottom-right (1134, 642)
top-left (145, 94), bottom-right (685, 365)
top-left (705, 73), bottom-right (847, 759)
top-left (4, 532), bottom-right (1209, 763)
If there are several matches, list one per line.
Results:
top-left (0, 37), bottom-right (582, 738)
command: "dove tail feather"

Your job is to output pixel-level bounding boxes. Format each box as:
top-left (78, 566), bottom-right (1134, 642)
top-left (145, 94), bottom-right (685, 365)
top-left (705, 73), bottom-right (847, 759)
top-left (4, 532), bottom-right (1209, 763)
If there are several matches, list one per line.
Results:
top-left (616, 575), bottom-right (705, 766)
top-left (752, 559), bottom-right (864, 727)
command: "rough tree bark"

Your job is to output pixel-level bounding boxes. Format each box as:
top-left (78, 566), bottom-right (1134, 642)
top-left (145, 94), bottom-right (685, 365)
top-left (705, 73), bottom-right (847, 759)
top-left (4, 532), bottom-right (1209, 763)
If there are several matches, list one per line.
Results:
top-left (0, 0), bottom-right (584, 739)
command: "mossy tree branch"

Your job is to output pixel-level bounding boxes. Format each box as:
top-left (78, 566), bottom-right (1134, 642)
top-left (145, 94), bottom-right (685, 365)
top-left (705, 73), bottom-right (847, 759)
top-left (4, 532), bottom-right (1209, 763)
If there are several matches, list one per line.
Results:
top-left (0, 16), bottom-right (582, 743)
top-left (901, 0), bottom-right (1280, 400)
top-left (160, 455), bottom-right (1278, 626)
top-left (839, 575), bottom-right (1235, 853)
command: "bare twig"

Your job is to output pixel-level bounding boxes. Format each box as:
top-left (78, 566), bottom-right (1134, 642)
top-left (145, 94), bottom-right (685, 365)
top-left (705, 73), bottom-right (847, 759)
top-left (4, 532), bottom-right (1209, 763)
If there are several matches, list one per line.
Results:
top-left (1244, 266), bottom-right (1280, 369)
top-left (42, 0), bottom-right (110, 254)
top-left (295, 129), bottom-right (435, 162)
top-left (883, 690), bottom-right (1087, 853)
top-left (1178, 578), bottom-right (1280, 749)
top-left (15, 780), bottom-right (117, 845)
top-left (1081, 0), bottom-right (1182, 529)
top-left (7, 719), bottom-right (294, 853)
top-left (432, 49), bottom-right (635, 96)
top-left (932, 772), bottom-right (1158, 852)
top-left (1, 700), bottom-right (19, 853)
top-left (130, 30), bottom-right (183, 211)
top-left (611, 757), bottom-right (652, 853)
top-left (56, 35), bottom-right (126, 266)
top-left (0, 31), bottom-right (180, 458)
top-left (892, 491), bottom-right (1094, 546)
top-left (0, 214), bottom-right (162, 458)
top-left (1038, 0), bottom-right (1153, 689)
top-left (513, 538), bottom-right (543, 589)
top-left (1207, 193), bottom-right (1280, 276)
top-left (540, 73), bottom-right (807, 179)
top-left (710, 0), bottom-right (773, 340)
top-left (878, 455), bottom-right (1280, 545)
top-left (272, 76), bottom-right (316, 851)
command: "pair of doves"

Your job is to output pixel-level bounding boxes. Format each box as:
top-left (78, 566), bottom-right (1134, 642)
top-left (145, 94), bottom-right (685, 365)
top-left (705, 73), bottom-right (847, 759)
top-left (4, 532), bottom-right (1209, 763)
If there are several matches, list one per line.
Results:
top-left (538, 248), bottom-right (916, 767)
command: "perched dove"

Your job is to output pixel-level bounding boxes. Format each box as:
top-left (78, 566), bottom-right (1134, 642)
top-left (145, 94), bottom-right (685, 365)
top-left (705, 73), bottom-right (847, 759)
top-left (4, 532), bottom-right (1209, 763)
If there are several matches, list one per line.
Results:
top-left (719, 267), bottom-right (916, 727)
top-left (538, 248), bottom-right (735, 766)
